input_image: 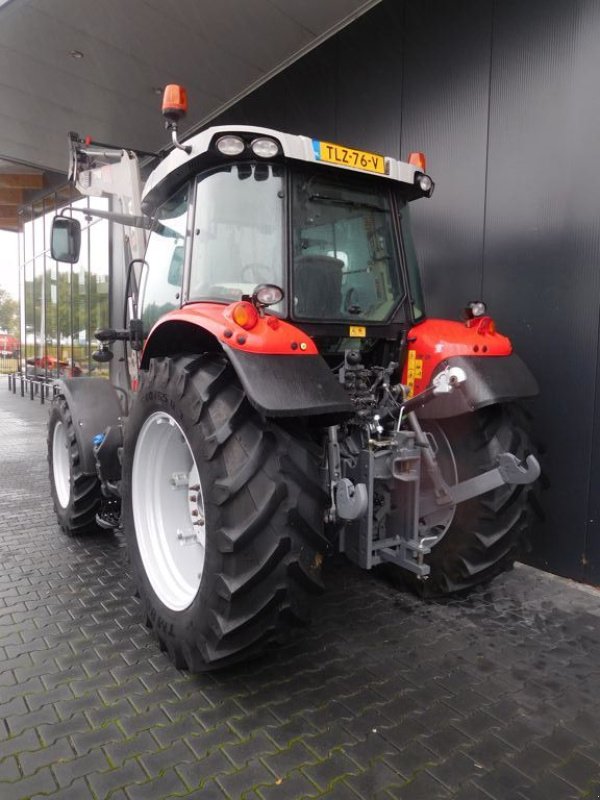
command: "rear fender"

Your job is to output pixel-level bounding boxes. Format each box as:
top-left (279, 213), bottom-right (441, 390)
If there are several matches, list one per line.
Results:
top-left (53, 378), bottom-right (123, 475)
top-left (141, 307), bottom-right (353, 420)
top-left (402, 317), bottom-right (537, 419)
top-left (416, 354), bottom-right (539, 419)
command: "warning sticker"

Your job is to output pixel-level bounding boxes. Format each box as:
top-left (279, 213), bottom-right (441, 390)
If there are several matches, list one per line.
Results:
top-left (406, 349), bottom-right (423, 398)
top-left (349, 325), bottom-right (366, 338)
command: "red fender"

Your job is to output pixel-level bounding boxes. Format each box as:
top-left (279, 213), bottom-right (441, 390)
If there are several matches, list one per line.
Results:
top-left (143, 302), bottom-right (318, 358)
top-left (401, 317), bottom-right (512, 397)
top-left (140, 303), bottom-right (353, 419)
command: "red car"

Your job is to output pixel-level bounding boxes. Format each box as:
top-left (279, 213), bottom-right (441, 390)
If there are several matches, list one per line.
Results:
top-left (0, 333), bottom-right (19, 358)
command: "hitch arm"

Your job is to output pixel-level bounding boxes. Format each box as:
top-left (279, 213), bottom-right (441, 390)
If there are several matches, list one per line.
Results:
top-left (419, 452), bottom-right (541, 518)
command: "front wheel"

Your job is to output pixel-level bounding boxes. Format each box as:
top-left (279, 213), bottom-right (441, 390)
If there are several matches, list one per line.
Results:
top-left (47, 395), bottom-right (104, 535)
top-left (121, 354), bottom-right (328, 671)
top-left (404, 403), bottom-right (536, 597)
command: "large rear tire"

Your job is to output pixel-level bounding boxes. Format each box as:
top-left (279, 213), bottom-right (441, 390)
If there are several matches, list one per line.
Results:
top-left (406, 403), bottom-right (535, 597)
top-left (121, 354), bottom-right (328, 671)
top-left (47, 395), bottom-right (104, 535)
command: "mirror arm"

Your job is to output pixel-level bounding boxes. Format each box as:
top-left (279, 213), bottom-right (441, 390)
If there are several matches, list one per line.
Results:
top-left (94, 318), bottom-right (146, 352)
top-left (129, 318), bottom-right (145, 351)
top-left (70, 207), bottom-right (151, 229)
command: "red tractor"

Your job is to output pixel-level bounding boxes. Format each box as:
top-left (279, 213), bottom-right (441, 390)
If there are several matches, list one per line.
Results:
top-left (48, 86), bottom-right (539, 670)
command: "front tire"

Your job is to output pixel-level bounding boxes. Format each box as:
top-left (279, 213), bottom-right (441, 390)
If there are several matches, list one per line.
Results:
top-left (121, 354), bottom-right (328, 671)
top-left (47, 395), bottom-right (104, 535)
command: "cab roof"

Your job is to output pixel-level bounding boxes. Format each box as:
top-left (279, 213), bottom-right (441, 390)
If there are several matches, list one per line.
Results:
top-left (142, 124), bottom-right (423, 211)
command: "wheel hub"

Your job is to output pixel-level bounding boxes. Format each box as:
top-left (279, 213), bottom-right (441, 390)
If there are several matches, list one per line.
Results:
top-left (52, 420), bottom-right (71, 508)
top-left (131, 412), bottom-right (206, 611)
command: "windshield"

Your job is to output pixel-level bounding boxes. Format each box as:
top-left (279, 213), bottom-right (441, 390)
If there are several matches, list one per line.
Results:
top-left (189, 164), bottom-right (284, 309)
top-left (291, 170), bottom-right (403, 322)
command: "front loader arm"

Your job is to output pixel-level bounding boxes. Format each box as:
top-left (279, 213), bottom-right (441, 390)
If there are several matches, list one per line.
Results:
top-left (67, 132), bottom-right (147, 263)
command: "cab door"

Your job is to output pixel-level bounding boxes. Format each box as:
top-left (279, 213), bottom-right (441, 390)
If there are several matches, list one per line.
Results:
top-left (138, 184), bottom-right (190, 333)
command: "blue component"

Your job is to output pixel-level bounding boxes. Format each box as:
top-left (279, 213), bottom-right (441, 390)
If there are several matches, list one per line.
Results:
top-left (312, 139), bottom-right (321, 161)
top-left (92, 433), bottom-right (105, 448)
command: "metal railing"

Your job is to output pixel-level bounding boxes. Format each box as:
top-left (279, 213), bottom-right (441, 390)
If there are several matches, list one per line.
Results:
top-left (5, 370), bottom-right (54, 404)
top-left (0, 355), bottom-right (20, 376)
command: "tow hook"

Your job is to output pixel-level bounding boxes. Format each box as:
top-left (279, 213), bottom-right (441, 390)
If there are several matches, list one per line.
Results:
top-left (326, 425), bottom-right (368, 523)
top-left (332, 478), bottom-right (368, 521)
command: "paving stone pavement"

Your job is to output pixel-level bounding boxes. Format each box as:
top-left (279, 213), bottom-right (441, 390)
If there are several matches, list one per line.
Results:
top-left (2, 381), bottom-right (600, 800)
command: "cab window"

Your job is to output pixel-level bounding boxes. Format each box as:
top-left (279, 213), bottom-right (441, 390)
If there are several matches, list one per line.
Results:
top-left (189, 164), bottom-right (285, 310)
top-left (140, 185), bottom-right (189, 331)
top-left (291, 170), bottom-right (404, 322)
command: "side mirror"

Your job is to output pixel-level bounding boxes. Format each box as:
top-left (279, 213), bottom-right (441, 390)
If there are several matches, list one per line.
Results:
top-left (51, 215), bottom-right (81, 263)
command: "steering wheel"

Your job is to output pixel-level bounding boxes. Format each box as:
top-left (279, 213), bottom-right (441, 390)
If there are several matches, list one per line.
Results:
top-left (241, 263), bottom-right (272, 284)
top-left (344, 287), bottom-right (362, 314)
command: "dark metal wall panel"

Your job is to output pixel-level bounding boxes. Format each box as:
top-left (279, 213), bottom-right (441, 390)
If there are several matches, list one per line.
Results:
top-left (565, 0), bottom-right (600, 585)
top-left (400, 0), bottom-right (493, 319)
top-left (333, 2), bottom-right (403, 156)
top-left (215, 43), bottom-right (337, 142)
top-left (215, 0), bottom-right (600, 585)
top-left (218, 1), bottom-right (405, 151)
top-left (483, 0), bottom-right (600, 580)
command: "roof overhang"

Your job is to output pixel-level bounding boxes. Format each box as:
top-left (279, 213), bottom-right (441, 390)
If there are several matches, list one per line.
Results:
top-left (0, 157), bottom-right (67, 231)
top-left (0, 0), bottom-right (382, 179)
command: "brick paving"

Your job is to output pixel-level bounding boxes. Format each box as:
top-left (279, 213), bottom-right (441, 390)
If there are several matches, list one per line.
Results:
top-left (1, 380), bottom-right (600, 799)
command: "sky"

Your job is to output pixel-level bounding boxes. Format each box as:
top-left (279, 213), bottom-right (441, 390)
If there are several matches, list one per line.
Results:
top-left (0, 230), bottom-right (19, 299)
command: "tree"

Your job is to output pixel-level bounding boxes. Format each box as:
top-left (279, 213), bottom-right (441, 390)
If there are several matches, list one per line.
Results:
top-left (0, 288), bottom-right (18, 335)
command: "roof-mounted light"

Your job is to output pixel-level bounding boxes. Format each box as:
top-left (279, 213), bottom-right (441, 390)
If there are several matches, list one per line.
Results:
top-left (162, 85), bottom-right (188, 123)
top-left (162, 85), bottom-right (190, 154)
top-left (408, 151), bottom-right (427, 171)
top-left (466, 301), bottom-right (487, 318)
top-left (251, 137), bottom-right (280, 158)
top-left (216, 135), bottom-right (245, 156)
top-left (417, 174), bottom-right (433, 193)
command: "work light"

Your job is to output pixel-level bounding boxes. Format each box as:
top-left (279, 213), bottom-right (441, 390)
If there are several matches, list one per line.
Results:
top-left (251, 138), bottom-right (279, 158)
top-left (253, 284), bottom-right (284, 307)
top-left (418, 174), bottom-right (433, 193)
top-left (216, 135), bottom-right (245, 156)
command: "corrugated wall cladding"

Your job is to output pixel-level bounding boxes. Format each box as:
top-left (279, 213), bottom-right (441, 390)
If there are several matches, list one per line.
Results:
top-left (216, 0), bottom-right (600, 584)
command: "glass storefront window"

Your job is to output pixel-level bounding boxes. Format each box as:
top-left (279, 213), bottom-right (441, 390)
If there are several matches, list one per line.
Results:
top-left (57, 262), bottom-right (71, 367)
top-left (24, 260), bottom-right (34, 371)
top-left (89, 215), bottom-right (110, 377)
top-left (19, 192), bottom-right (110, 379)
top-left (33, 255), bottom-right (44, 376)
top-left (44, 197), bottom-right (58, 377)
top-left (72, 239), bottom-right (89, 376)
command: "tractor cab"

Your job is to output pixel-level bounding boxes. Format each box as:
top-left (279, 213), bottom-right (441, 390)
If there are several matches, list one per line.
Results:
top-left (141, 148), bottom-right (428, 350)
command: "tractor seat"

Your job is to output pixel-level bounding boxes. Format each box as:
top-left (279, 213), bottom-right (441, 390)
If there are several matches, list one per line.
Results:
top-left (294, 254), bottom-right (344, 319)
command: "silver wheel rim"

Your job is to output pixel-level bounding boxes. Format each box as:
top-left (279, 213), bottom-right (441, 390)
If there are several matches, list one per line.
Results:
top-left (131, 411), bottom-right (206, 612)
top-left (419, 422), bottom-right (458, 541)
top-left (52, 421), bottom-right (71, 509)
